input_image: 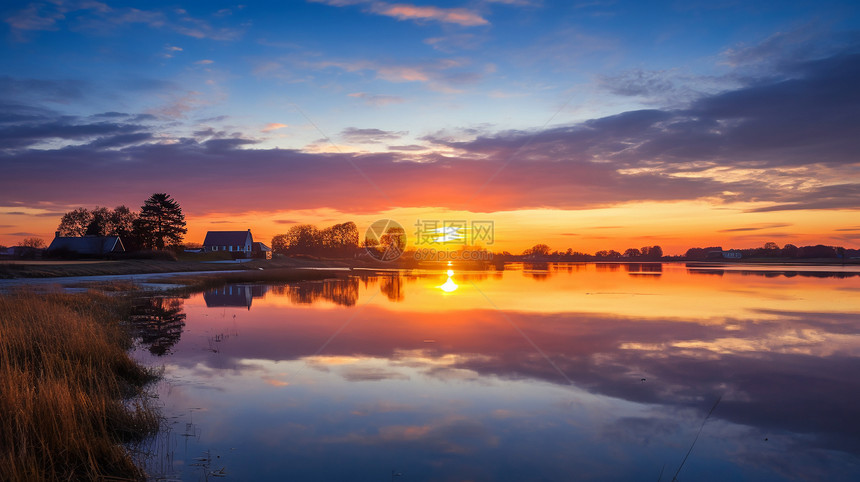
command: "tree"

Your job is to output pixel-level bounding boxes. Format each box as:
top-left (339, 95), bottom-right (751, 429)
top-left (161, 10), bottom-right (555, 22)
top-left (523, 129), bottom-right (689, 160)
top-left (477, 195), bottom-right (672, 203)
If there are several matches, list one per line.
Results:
top-left (781, 243), bottom-right (799, 258)
top-left (20, 237), bottom-right (45, 248)
top-left (284, 224), bottom-right (321, 254)
top-left (110, 205), bottom-right (139, 248)
top-left (523, 244), bottom-right (551, 257)
top-left (57, 205), bottom-right (138, 242)
top-left (57, 208), bottom-right (93, 236)
top-left (646, 245), bottom-right (663, 259)
top-left (327, 221), bottom-right (359, 256)
top-left (624, 248), bottom-right (641, 258)
top-left (135, 193), bottom-right (186, 250)
top-left (271, 234), bottom-right (290, 256)
top-left (85, 206), bottom-right (112, 236)
top-left (378, 226), bottom-right (406, 258)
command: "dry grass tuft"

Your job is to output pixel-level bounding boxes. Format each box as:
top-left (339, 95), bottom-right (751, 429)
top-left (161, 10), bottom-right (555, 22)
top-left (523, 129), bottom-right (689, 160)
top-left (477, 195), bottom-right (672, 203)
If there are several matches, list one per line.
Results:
top-left (0, 290), bottom-right (159, 481)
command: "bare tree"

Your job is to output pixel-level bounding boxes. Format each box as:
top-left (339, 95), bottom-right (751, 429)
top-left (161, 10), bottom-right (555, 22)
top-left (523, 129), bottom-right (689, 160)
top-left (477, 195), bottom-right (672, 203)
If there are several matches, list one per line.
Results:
top-left (20, 237), bottom-right (46, 249)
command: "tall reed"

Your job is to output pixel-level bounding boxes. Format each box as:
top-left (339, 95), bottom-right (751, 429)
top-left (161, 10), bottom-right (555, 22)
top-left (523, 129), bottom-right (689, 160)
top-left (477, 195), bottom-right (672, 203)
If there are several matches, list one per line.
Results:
top-left (0, 290), bottom-right (158, 481)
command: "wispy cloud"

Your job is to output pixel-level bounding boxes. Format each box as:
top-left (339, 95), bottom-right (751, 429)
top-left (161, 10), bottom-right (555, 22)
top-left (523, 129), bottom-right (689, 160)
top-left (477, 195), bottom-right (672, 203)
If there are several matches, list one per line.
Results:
top-left (262, 123), bottom-right (288, 132)
top-left (719, 224), bottom-right (793, 233)
top-left (348, 92), bottom-right (405, 106)
top-left (315, 58), bottom-right (482, 92)
top-left (311, 0), bottom-right (489, 26)
top-left (340, 127), bottom-right (406, 143)
top-left (5, 2), bottom-right (243, 41)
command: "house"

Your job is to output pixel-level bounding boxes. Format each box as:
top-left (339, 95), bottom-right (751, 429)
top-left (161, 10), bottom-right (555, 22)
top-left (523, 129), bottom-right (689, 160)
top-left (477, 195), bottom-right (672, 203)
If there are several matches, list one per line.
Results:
top-left (252, 241), bottom-right (272, 260)
top-left (723, 250), bottom-right (742, 259)
top-left (47, 233), bottom-right (125, 257)
top-left (203, 230), bottom-right (254, 257)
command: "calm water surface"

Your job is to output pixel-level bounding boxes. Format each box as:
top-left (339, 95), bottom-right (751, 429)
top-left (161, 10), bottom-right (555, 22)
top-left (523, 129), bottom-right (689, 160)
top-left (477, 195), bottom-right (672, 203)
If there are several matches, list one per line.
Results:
top-left (132, 263), bottom-right (860, 481)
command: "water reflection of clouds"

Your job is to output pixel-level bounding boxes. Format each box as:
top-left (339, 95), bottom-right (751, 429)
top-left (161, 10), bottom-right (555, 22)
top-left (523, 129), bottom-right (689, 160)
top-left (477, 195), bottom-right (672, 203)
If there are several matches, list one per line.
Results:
top-left (158, 302), bottom-right (859, 460)
top-left (139, 267), bottom-right (860, 480)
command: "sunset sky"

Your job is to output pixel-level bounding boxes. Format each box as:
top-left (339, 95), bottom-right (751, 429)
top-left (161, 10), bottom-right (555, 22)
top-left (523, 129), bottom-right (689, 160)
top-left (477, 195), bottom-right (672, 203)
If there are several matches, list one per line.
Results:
top-left (1, 0), bottom-right (859, 254)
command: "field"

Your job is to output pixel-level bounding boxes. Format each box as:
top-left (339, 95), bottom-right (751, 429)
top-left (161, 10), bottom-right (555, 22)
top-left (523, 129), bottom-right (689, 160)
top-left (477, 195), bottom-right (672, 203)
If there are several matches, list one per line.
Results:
top-left (0, 291), bottom-right (159, 481)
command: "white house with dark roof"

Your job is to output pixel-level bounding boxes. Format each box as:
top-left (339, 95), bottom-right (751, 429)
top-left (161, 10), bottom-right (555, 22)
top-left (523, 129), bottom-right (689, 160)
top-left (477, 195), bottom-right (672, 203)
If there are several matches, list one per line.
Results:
top-left (203, 230), bottom-right (254, 257)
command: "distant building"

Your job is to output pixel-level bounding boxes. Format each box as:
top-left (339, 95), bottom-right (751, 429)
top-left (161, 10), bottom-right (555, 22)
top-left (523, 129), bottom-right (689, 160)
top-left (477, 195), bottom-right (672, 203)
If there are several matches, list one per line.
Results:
top-left (47, 233), bottom-right (125, 257)
top-left (723, 250), bottom-right (742, 259)
top-left (252, 241), bottom-right (272, 260)
top-left (202, 230), bottom-right (254, 257)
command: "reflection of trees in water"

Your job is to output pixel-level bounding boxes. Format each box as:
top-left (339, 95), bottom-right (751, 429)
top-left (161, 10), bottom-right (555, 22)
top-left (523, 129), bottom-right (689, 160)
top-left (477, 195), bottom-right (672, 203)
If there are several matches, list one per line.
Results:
top-left (624, 263), bottom-right (663, 273)
top-left (595, 263), bottom-right (621, 271)
top-left (129, 297), bottom-right (187, 356)
top-left (271, 278), bottom-right (360, 307)
top-left (687, 269), bottom-right (859, 279)
top-left (379, 275), bottom-right (405, 302)
top-left (523, 262), bottom-right (551, 280)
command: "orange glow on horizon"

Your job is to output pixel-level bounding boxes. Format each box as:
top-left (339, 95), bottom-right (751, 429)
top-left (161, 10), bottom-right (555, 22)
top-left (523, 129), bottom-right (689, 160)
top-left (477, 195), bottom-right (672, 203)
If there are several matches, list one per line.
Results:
top-left (2, 201), bottom-right (858, 255)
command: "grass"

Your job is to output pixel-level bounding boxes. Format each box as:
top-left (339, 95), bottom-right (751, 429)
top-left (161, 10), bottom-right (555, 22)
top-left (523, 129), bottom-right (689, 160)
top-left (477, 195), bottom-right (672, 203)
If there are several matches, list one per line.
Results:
top-left (0, 290), bottom-right (159, 481)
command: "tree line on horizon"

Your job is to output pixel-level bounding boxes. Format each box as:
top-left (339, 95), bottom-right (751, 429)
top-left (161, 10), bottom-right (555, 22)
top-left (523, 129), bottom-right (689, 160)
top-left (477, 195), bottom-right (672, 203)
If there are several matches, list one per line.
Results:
top-left (510, 241), bottom-right (856, 261)
top-left (51, 193), bottom-right (186, 252)
top-left (270, 222), bottom-right (360, 257)
top-left (4, 210), bottom-right (857, 263)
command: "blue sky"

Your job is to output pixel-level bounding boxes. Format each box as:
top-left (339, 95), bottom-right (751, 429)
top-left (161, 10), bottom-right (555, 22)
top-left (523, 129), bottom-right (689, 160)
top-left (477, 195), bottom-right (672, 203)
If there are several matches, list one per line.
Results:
top-left (2, 0), bottom-right (860, 252)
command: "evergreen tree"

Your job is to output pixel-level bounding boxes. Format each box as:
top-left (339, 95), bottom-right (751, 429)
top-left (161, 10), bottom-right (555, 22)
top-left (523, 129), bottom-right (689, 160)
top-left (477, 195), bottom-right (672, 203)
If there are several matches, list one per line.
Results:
top-left (135, 193), bottom-right (186, 250)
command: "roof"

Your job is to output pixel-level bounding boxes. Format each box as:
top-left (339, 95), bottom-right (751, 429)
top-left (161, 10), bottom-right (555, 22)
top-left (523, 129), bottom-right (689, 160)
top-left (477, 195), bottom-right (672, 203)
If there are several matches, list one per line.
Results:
top-left (203, 230), bottom-right (253, 246)
top-left (253, 241), bottom-right (271, 251)
top-left (47, 236), bottom-right (124, 255)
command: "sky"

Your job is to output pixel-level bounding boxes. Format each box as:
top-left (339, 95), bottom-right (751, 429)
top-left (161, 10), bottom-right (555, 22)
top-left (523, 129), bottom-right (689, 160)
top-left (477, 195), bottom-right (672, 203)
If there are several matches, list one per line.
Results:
top-left (1, 0), bottom-right (859, 254)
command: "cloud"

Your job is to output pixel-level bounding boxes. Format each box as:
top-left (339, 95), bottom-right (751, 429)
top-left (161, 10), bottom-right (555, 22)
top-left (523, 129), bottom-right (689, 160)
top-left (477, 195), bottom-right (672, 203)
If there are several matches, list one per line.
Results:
top-left (719, 223), bottom-right (793, 233)
top-left (387, 144), bottom-right (426, 151)
top-left (340, 366), bottom-right (410, 382)
top-left (340, 127), bottom-right (406, 143)
top-left (0, 76), bottom-right (87, 104)
top-left (315, 58), bottom-right (483, 92)
top-left (423, 34), bottom-right (484, 52)
top-left (2, 45), bottom-right (859, 215)
top-left (312, 1), bottom-right (489, 26)
top-left (598, 69), bottom-right (698, 104)
top-left (151, 91), bottom-right (215, 119)
top-left (372, 3), bottom-right (488, 26)
top-left (348, 92), bottom-right (405, 106)
top-left (0, 115), bottom-right (149, 149)
top-left (4, 2), bottom-right (242, 41)
top-left (4, 3), bottom-right (67, 32)
top-left (262, 123), bottom-right (288, 132)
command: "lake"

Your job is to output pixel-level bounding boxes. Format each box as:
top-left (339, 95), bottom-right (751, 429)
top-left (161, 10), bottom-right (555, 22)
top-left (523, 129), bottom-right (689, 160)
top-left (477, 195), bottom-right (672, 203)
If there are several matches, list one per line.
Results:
top-left (131, 263), bottom-right (860, 481)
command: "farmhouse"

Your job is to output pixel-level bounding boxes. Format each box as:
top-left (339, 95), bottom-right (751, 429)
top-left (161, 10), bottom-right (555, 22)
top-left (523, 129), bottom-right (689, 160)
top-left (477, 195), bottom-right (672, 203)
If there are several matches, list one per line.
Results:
top-left (203, 230), bottom-right (254, 257)
top-left (47, 233), bottom-right (125, 256)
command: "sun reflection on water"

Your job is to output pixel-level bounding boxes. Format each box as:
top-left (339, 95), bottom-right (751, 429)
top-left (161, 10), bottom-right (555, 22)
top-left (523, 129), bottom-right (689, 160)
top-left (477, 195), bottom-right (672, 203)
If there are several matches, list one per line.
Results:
top-left (440, 269), bottom-right (458, 293)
